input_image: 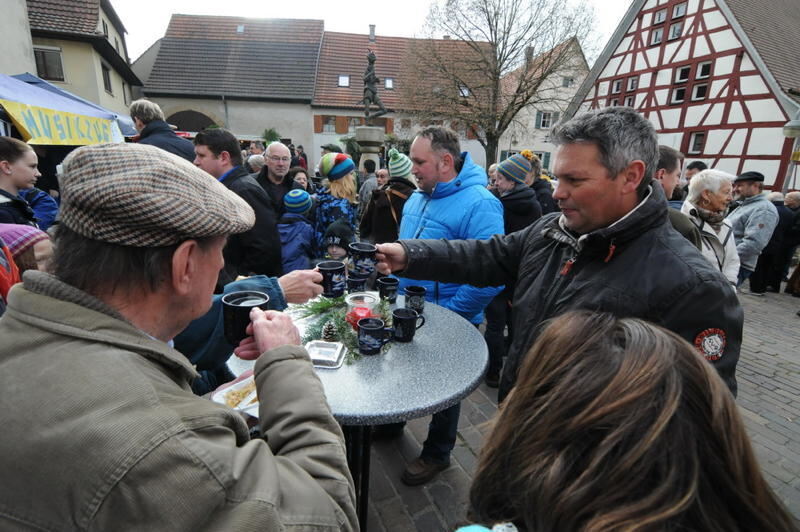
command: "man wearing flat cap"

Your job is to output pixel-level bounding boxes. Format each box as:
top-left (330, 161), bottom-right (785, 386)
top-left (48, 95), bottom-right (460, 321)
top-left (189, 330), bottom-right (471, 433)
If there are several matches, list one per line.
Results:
top-left (0, 144), bottom-right (357, 530)
top-left (726, 171), bottom-right (779, 288)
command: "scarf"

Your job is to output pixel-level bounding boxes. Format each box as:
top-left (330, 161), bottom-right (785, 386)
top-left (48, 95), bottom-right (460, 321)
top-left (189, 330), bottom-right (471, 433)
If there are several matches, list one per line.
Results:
top-left (692, 203), bottom-right (726, 232)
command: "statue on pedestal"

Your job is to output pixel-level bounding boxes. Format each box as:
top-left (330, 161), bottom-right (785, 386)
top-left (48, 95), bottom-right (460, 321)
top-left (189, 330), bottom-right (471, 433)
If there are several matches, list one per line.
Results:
top-left (360, 49), bottom-right (388, 121)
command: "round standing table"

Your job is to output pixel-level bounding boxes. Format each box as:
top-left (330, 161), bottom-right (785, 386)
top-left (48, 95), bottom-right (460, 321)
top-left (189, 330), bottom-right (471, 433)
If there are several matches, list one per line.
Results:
top-left (229, 297), bottom-right (488, 530)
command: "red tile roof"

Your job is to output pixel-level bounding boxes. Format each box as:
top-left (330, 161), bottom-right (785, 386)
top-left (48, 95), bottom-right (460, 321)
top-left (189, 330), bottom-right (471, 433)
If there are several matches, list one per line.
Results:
top-left (26, 0), bottom-right (100, 35)
top-left (145, 15), bottom-right (324, 100)
top-left (313, 31), bottom-right (485, 111)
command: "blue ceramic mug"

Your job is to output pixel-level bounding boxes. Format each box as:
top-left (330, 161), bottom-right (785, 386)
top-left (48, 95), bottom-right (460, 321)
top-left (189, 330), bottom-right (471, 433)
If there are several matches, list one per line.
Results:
top-left (317, 260), bottom-right (346, 297)
top-left (348, 242), bottom-right (378, 275)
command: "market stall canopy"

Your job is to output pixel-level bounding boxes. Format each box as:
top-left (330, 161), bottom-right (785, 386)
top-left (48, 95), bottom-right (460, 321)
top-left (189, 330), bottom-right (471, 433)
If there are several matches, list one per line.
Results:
top-left (13, 73), bottom-right (137, 137)
top-left (0, 73), bottom-right (123, 145)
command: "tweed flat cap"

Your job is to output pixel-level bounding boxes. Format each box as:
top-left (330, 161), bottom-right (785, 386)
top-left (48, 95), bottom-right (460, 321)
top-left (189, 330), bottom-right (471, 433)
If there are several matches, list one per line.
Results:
top-left (60, 143), bottom-right (255, 247)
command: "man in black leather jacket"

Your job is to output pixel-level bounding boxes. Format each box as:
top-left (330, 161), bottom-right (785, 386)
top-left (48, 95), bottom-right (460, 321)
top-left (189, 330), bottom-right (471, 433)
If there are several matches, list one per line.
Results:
top-left (377, 107), bottom-right (743, 401)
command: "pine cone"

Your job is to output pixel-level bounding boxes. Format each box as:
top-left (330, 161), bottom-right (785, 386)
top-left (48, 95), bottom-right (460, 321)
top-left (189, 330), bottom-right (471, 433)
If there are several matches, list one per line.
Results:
top-left (322, 320), bottom-right (338, 341)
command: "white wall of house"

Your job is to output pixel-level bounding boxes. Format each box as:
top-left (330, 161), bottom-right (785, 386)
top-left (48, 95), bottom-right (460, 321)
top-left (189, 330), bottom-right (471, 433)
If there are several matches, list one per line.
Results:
top-left (0, 0), bottom-right (35, 75)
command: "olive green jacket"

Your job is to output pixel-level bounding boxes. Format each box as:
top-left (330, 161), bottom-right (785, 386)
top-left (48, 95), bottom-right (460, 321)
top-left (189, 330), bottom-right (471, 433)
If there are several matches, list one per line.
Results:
top-left (0, 271), bottom-right (357, 531)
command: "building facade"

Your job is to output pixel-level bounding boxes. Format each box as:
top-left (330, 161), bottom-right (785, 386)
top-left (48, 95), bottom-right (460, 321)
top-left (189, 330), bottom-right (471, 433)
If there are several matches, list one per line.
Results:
top-left (567, 0), bottom-right (800, 188)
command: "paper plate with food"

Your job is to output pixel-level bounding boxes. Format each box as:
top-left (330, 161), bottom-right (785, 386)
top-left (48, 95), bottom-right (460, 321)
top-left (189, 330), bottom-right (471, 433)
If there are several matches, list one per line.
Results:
top-left (211, 374), bottom-right (259, 417)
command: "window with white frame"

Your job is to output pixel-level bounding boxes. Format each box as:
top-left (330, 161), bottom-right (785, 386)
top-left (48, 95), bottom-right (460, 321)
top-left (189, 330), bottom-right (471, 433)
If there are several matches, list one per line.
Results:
top-left (384, 77), bottom-right (394, 90)
top-left (627, 76), bottom-right (638, 91)
top-left (34, 47), bottom-right (64, 81)
top-left (653, 8), bottom-right (667, 24)
top-left (673, 2), bottom-right (687, 18)
top-left (338, 75), bottom-right (350, 87)
top-left (675, 65), bottom-right (691, 83)
top-left (562, 77), bottom-right (575, 88)
top-left (101, 64), bottom-right (113, 93)
top-left (102, 20), bottom-right (108, 37)
top-left (538, 111), bottom-right (558, 129)
top-left (688, 132), bottom-right (705, 154)
top-left (697, 61), bottom-right (712, 79)
top-left (691, 83), bottom-right (708, 101)
top-left (323, 116), bottom-right (336, 133)
top-left (650, 27), bottom-right (664, 45)
top-left (609, 98), bottom-right (620, 107)
top-left (668, 21), bottom-right (683, 40)
top-left (611, 79), bottom-right (622, 94)
top-left (347, 117), bottom-right (361, 133)
top-left (624, 95), bottom-right (635, 107)
top-left (671, 87), bottom-right (686, 104)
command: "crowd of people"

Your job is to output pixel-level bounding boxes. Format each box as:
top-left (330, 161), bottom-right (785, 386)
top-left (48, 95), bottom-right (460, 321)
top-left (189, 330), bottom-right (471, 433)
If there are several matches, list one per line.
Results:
top-left (0, 100), bottom-right (798, 530)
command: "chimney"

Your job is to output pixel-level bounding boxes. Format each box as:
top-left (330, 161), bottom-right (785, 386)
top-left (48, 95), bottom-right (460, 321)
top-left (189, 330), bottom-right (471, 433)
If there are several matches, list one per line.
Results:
top-left (369, 24), bottom-right (376, 42)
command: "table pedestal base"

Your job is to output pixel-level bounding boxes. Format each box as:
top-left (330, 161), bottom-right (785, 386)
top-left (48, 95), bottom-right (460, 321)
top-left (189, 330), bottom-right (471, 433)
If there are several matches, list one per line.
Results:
top-left (343, 425), bottom-right (372, 530)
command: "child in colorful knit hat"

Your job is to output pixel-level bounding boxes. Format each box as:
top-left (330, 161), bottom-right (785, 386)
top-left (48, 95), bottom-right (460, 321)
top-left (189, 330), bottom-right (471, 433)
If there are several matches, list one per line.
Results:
top-left (314, 152), bottom-right (358, 251)
top-left (277, 189), bottom-right (315, 273)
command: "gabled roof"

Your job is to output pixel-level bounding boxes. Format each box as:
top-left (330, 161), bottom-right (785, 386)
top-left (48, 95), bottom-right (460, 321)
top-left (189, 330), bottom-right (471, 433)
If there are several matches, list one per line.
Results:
top-left (566, 0), bottom-right (800, 118)
top-left (26, 0), bottom-right (100, 35)
top-left (313, 30), bottom-right (486, 112)
top-left (313, 32), bottom-right (411, 109)
top-left (723, 0), bottom-right (800, 105)
top-left (144, 15), bottom-right (324, 101)
top-left (26, 0), bottom-right (140, 86)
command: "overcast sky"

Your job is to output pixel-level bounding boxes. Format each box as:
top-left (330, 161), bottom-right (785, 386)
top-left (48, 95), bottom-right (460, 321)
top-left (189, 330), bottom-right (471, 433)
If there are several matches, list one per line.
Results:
top-left (113, 0), bottom-right (634, 65)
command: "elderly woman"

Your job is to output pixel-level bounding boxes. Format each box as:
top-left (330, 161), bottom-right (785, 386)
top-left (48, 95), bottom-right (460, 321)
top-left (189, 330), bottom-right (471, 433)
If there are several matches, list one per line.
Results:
top-left (680, 169), bottom-right (739, 285)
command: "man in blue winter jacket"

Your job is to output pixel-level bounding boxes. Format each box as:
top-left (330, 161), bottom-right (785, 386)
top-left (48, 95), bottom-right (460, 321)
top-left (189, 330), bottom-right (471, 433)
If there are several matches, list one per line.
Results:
top-left (393, 126), bottom-right (504, 485)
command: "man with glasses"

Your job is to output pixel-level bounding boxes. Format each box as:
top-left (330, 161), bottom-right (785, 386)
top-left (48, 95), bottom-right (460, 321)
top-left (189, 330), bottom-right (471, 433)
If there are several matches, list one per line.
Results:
top-left (254, 142), bottom-right (303, 216)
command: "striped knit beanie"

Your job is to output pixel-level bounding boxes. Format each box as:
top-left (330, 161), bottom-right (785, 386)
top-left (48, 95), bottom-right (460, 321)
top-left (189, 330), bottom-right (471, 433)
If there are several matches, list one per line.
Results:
top-left (284, 189), bottom-right (313, 214)
top-left (60, 143), bottom-right (255, 247)
top-left (319, 152), bottom-right (355, 181)
top-left (387, 148), bottom-right (412, 178)
top-left (0, 224), bottom-right (49, 258)
top-left (497, 151), bottom-right (533, 184)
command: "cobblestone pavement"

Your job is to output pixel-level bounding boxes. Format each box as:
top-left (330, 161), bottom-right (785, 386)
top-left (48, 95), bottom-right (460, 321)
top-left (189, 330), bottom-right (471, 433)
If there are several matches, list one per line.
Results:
top-left (366, 290), bottom-right (800, 531)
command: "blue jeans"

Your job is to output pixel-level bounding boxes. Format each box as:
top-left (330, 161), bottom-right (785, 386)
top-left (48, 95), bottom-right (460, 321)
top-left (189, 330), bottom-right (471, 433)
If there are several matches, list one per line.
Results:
top-left (420, 403), bottom-right (461, 465)
top-left (737, 267), bottom-right (753, 287)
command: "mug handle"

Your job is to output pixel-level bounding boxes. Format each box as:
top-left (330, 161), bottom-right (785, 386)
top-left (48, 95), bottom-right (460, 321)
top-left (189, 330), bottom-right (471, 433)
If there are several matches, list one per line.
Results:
top-left (383, 327), bottom-right (394, 345)
top-left (415, 315), bottom-right (426, 329)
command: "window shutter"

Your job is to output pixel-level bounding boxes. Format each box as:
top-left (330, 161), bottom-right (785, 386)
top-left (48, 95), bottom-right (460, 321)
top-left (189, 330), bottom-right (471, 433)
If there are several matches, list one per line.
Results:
top-left (500, 150), bottom-right (508, 161)
top-left (553, 112), bottom-right (560, 126)
top-left (385, 118), bottom-right (394, 134)
top-left (535, 111), bottom-right (543, 129)
top-left (335, 116), bottom-right (348, 134)
top-left (314, 115), bottom-right (323, 133)
top-left (543, 152), bottom-right (551, 169)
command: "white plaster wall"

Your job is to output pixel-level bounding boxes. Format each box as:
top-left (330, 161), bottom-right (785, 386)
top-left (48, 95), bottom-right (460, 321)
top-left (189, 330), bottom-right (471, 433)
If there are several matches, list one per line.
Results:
top-left (703, 129), bottom-right (728, 155)
top-left (712, 157), bottom-right (740, 175)
top-left (664, 42), bottom-right (680, 61)
top-left (703, 10), bottom-right (727, 30)
top-left (705, 103), bottom-right (724, 125)
top-left (648, 112), bottom-right (662, 130)
top-left (657, 132), bottom-right (683, 149)
top-left (618, 36), bottom-right (633, 54)
top-left (746, 128), bottom-right (786, 156)
top-left (715, 54), bottom-right (735, 75)
top-left (661, 108), bottom-right (681, 129)
top-left (672, 41), bottom-right (690, 63)
top-left (694, 36), bottom-right (710, 57)
top-left (640, 72), bottom-right (652, 88)
top-left (710, 29), bottom-right (740, 53)
top-left (646, 48), bottom-right (660, 67)
top-left (703, 0), bottom-right (717, 10)
top-left (739, 75), bottom-right (769, 96)
top-left (723, 129), bottom-right (747, 155)
top-left (635, 52), bottom-right (648, 72)
top-left (598, 81), bottom-right (609, 97)
top-left (654, 89), bottom-right (669, 106)
top-left (684, 104), bottom-right (709, 128)
top-left (744, 99), bottom-right (787, 122)
top-left (741, 53), bottom-right (755, 71)
top-left (602, 56), bottom-right (622, 78)
top-left (644, 0), bottom-right (657, 10)
top-left (710, 79), bottom-right (727, 98)
top-left (1, 0), bottom-right (35, 75)
top-left (655, 69), bottom-right (672, 86)
top-left (687, 0), bottom-right (700, 14)
top-left (741, 160), bottom-right (779, 186)
top-left (728, 101), bottom-right (746, 123)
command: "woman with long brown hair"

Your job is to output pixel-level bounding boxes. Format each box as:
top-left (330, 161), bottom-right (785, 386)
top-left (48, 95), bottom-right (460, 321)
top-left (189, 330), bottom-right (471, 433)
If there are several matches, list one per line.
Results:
top-left (466, 311), bottom-right (797, 532)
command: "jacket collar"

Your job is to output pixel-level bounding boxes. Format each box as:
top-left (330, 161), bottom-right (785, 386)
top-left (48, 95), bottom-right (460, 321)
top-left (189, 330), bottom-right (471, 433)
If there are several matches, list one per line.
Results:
top-left (425, 152), bottom-right (486, 199)
top-left (544, 185), bottom-right (667, 255)
top-left (13, 271), bottom-right (199, 382)
top-left (139, 119), bottom-right (175, 139)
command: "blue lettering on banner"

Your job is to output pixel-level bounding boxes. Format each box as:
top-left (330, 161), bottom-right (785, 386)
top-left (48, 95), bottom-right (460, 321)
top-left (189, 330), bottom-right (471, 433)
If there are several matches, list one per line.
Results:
top-left (20, 108), bottom-right (41, 138)
top-left (53, 114), bottom-right (66, 141)
top-left (37, 109), bottom-right (52, 140)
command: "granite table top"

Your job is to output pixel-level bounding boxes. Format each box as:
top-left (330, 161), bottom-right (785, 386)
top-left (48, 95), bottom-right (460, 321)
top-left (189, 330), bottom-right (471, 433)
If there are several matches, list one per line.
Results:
top-left (228, 295), bottom-right (488, 425)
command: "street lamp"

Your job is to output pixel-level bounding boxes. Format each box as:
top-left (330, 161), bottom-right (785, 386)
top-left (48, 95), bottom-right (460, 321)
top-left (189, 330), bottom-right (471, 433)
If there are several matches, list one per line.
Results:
top-left (782, 110), bottom-right (800, 193)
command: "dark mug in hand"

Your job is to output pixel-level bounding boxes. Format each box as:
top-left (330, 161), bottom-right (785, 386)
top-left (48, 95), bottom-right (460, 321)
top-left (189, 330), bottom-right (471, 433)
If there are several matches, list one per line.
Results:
top-left (357, 317), bottom-right (392, 356)
top-left (347, 271), bottom-right (369, 293)
top-left (317, 260), bottom-right (346, 297)
top-left (221, 291), bottom-right (270, 345)
top-left (404, 285), bottom-right (426, 314)
top-left (348, 242), bottom-right (378, 275)
top-left (377, 276), bottom-right (399, 303)
top-left (392, 308), bottom-right (425, 342)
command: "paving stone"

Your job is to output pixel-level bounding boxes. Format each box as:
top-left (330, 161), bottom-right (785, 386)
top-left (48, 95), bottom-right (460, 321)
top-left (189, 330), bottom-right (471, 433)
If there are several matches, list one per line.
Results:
top-left (413, 509), bottom-right (447, 532)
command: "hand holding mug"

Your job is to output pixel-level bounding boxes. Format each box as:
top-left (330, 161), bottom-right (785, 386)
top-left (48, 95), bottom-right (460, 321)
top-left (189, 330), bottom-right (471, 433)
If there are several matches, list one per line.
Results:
top-left (375, 243), bottom-right (408, 274)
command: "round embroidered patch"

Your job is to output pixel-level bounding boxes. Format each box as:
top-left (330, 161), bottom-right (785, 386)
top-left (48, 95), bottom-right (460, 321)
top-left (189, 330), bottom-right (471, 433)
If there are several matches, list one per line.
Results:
top-left (694, 328), bottom-right (726, 361)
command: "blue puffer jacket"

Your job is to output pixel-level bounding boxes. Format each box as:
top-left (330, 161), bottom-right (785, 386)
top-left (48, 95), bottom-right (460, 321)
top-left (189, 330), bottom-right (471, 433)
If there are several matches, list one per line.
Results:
top-left (19, 188), bottom-right (58, 231)
top-left (278, 213), bottom-right (315, 273)
top-left (398, 152), bottom-right (504, 324)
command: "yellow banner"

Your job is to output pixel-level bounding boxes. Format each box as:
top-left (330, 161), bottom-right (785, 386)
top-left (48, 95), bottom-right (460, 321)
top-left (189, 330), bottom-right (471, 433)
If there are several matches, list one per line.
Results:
top-left (0, 99), bottom-right (120, 145)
